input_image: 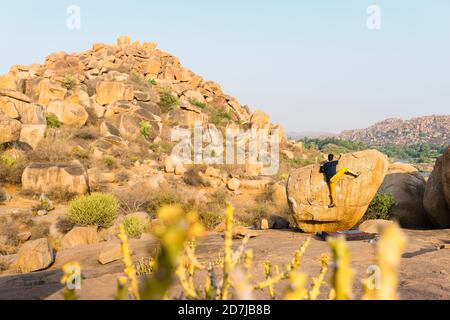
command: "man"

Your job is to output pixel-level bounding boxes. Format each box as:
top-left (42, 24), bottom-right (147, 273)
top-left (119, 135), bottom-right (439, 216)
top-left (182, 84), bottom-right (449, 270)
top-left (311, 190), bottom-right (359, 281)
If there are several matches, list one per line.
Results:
top-left (320, 154), bottom-right (361, 208)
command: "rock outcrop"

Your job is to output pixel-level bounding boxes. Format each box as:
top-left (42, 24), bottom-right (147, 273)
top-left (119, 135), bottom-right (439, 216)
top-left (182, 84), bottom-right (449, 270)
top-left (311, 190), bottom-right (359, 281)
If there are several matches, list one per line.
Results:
top-left (378, 163), bottom-right (432, 229)
top-left (287, 150), bottom-right (389, 233)
top-left (423, 147), bottom-right (450, 228)
top-left (340, 115), bottom-right (450, 147)
top-left (22, 161), bottom-right (89, 194)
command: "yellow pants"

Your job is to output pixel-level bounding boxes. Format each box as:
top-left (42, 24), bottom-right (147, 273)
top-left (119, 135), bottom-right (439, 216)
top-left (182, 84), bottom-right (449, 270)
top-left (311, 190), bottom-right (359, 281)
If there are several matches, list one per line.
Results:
top-left (328, 168), bottom-right (350, 204)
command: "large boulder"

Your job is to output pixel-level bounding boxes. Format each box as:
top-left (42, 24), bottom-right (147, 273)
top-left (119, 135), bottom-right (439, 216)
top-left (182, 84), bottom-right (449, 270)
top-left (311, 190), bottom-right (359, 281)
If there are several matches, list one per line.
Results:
top-left (423, 151), bottom-right (450, 228)
top-left (95, 81), bottom-right (134, 106)
top-left (60, 226), bottom-right (98, 250)
top-left (22, 162), bottom-right (89, 194)
top-left (37, 79), bottom-right (67, 105)
top-left (287, 150), bottom-right (389, 233)
top-left (378, 163), bottom-right (432, 229)
top-left (0, 114), bottom-right (21, 144)
top-left (442, 147), bottom-right (450, 206)
top-left (19, 124), bottom-right (47, 149)
top-left (14, 238), bottom-right (54, 273)
top-left (46, 96), bottom-right (89, 128)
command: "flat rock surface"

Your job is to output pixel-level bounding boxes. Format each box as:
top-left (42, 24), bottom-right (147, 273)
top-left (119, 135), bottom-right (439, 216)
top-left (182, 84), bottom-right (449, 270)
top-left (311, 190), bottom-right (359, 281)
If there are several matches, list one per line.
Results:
top-left (0, 229), bottom-right (448, 300)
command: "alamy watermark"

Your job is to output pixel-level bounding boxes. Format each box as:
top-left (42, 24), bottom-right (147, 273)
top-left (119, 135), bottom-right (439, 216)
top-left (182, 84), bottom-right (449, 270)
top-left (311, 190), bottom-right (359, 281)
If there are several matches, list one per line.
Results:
top-left (66, 5), bottom-right (81, 30)
top-left (367, 5), bottom-right (382, 30)
top-left (170, 122), bottom-right (280, 176)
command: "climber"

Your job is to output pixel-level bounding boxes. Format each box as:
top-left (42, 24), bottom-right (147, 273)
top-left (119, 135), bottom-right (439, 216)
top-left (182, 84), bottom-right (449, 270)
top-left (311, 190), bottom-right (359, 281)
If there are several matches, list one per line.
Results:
top-left (320, 154), bottom-right (361, 208)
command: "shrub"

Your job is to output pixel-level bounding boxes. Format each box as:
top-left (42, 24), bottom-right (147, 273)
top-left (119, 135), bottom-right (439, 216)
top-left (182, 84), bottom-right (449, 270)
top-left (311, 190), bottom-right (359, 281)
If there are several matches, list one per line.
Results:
top-left (67, 193), bottom-right (119, 227)
top-left (116, 171), bottom-right (130, 184)
top-left (114, 187), bottom-right (153, 214)
top-left (148, 141), bottom-right (173, 158)
top-left (30, 222), bottom-right (50, 240)
top-left (210, 108), bottom-right (232, 127)
top-left (139, 121), bottom-right (152, 140)
top-left (135, 258), bottom-right (155, 276)
top-left (0, 160), bottom-right (26, 185)
top-left (47, 187), bottom-right (78, 203)
top-left (63, 75), bottom-right (78, 91)
top-left (72, 127), bottom-right (98, 140)
top-left (364, 192), bottom-right (396, 221)
top-left (200, 211), bottom-right (223, 230)
top-left (145, 190), bottom-right (183, 216)
top-left (123, 216), bottom-right (146, 238)
top-left (56, 217), bottom-right (76, 234)
top-left (255, 185), bottom-right (275, 205)
top-left (28, 135), bottom-right (72, 163)
top-left (183, 168), bottom-right (208, 187)
top-left (159, 89), bottom-right (179, 113)
top-left (46, 114), bottom-right (61, 129)
top-left (0, 216), bottom-right (20, 246)
top-left (208, 190), bottom-right (229, 209)
top-left (0, 154), bottom-right (17, 167)
top-left (148, 79), bottom-right (157, 86)
top-left (102, 156), bottom-right (118, 170)
top-left (189, 99), bottom-right (208, 110)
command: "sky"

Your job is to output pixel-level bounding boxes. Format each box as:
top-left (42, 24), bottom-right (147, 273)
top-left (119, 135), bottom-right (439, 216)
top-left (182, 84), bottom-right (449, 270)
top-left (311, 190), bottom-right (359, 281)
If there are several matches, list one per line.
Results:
top-left (0, 0), bottom-right (449, 133)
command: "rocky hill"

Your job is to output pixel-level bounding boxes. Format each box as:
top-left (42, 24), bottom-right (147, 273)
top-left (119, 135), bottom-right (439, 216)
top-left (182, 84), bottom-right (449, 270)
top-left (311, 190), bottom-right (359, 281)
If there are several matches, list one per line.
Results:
top-left (339, 115), bottom-right (450, 146)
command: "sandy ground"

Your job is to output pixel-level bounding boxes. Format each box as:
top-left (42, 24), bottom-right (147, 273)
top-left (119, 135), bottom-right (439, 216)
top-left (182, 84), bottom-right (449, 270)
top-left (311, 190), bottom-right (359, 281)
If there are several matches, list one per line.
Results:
top-left (0, 228), bottom-right (448, 300)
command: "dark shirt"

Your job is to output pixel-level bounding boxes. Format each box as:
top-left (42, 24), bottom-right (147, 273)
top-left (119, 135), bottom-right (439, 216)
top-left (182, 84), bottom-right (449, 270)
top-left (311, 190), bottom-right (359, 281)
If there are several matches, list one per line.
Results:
top-left (321, 160), bottom-right (339, 182)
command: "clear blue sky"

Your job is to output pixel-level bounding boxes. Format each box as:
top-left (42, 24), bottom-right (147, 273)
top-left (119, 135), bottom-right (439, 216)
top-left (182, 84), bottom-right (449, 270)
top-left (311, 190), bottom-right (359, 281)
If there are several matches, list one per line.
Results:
top-left (1, 0), bottom-right (449, 133)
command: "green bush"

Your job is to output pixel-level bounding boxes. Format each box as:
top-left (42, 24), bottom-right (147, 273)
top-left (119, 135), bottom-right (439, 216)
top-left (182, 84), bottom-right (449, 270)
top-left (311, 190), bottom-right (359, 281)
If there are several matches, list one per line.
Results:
top-left (0, 155), bottom-right (17, 167)
top-left (200, 211), bottom-right (223, 230)
top-left (46, 114), bottom-right (61, 129)
top-left (140, 121), bottom-right (151, 140)
top-left (189, 99), bottom-right (208, 110)
top-left (67, 193), bottom-right (119, 227)
top-left (123, 216), bottom-right (146, 238)
top-left (145, 191), bottom-right (182, 216)
top-left (159, 89), bottom-right (180, 113)
top-left (148, 78), bottom-right (157, 86)
top-left (210, 108), bottom-right (232, 127)
top-left (63, 75), bottom-right (77, 91)
top-left (364, 192), bottom-right (396, 221)
top-left (102, 155), bottom-right (118, 170)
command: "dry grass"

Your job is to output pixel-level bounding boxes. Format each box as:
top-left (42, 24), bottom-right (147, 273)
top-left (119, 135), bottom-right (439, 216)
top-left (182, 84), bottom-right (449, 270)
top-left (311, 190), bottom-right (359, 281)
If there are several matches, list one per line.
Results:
top-left (30, 222), bottom-right (50, 240)
top-left (0, 159), bottom-right (27, 185)
top-left (27, 135), bottom-right (72, 163)
top-left (56, 217), bottom-right (76, 234)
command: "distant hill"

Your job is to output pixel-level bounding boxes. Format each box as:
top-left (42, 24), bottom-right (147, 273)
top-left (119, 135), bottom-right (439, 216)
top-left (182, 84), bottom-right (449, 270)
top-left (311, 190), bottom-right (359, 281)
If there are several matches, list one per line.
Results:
top-left (339, 115), bottom-right (450, 146)
top-left (287, 131), bottom-right (337, 140)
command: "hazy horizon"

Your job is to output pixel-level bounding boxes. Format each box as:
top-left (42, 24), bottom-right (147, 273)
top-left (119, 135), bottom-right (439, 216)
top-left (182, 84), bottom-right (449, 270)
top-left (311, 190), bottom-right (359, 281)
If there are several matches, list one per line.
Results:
top-left (1, 1), bottom-right (449, 132)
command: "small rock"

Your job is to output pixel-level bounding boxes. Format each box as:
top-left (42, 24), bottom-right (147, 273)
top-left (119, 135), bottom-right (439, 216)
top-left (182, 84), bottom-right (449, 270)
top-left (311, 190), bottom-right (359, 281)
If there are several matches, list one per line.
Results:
top-left (17, 232), bottom-right (32, 242)
top-left (165, 157), bottom-right (174, 173)
top-left (359, 219), bottom-right (394, 234)
top-left (227, 178), bottom-right (241, 191)
top-left (0, 254), bottom-right (17, 270)
top-left (37, 210), bottom-right (48, 217)
top-left (14, 238), bottom-right (54, 273)
top-left (256, 219), bottom-right (270, 230)
top-left (140, 233), bottom-right (154, 241)
top-left (232, 226), bottom-right (259, 239)
top-left (281, 150), bottom-right (295, 160)
top-left (175, 164), bottom-right (187, 175)
top-left (98, 243), bottom-right (131, 265)
top-left (205, 167), bottom-right (221, 178)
